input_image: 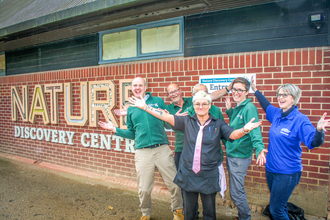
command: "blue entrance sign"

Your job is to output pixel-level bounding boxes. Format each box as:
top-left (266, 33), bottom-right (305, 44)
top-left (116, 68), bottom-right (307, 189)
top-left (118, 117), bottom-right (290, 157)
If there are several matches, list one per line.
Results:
top-left (199, 74), bottom-right (256, 93)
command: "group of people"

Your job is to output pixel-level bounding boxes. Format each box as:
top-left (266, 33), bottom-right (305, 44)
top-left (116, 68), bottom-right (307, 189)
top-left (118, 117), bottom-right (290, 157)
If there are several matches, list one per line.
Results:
top-left (98, 76), bottom-right (329, 220)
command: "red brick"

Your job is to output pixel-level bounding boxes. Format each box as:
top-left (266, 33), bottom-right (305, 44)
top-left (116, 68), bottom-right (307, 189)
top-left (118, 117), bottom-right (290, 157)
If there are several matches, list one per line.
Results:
top-left (230, 69), bottom-right (245, 74)
top-left (199, 70), bottom-right (213, 75)
top-left (283, 78), bottom-right (301, 84)
top-left (240, 55), bottom-right (245, 68)
top-left (247, 68), bottom-right (263, 73)
top-left (273, 72), bottom-right (291, 78)
top-left (257, 54), bottom-right (263, 67)
top-left (212, 57), bottom-right (218, 69)
top-left (289, 51), bottom-right (295, 65)
top-left (309, 49), bottom-right (316, 65)
top-left (251, 54), bottom-right (257, 67)
top-left (214, 69), bottom-right (229, 75)
top-left (255, 73), bottom-right (272, 79)
top-left (229, 56), bottom-right (234, 69)
top-left (312, 97), bottom-right (330, 103)
top-left (300, 177), bottom-right (318, 185)
top-left (302, 78), bottom-right (322, 84)
top-left (264, 67), bottom-right (281, 72)
top-left (296, 51), bottom-right (301, 65)
top-left (218, 57), bottom-right (223, 69)
top-left (246, 54), bottom-right (251, 68)
top-left (235, 55), bottom-right (240, 68)
top-left (316, 49), bottom-right (323, 64)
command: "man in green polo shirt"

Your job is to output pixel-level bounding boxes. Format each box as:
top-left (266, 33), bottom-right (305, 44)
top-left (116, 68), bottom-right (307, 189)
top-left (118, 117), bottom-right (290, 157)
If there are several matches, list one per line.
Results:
top-left (99, 77), bottom-right (183, 220)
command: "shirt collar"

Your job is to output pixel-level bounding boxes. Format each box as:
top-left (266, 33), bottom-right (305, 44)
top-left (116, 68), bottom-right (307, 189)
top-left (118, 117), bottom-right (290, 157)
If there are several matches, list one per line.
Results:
top-left (191, 113), bottom-right (216, 123)
top-left (235, 98), bottom-right (251, 108)
top-left (280, 106), bottom-right (298, 119)
top-left (144, 92), bottom-right (152, 101)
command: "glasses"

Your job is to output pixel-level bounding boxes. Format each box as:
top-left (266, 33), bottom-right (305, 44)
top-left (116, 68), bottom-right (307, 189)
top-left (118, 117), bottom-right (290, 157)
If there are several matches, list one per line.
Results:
top-left (194, 103), bottom-right (210, 107)
top-left (168, 88), bottom-right (180, 96)
top-left (231, 88), bottom-right (247, 94)
top-left (276, 93), bottom-right (291, 98)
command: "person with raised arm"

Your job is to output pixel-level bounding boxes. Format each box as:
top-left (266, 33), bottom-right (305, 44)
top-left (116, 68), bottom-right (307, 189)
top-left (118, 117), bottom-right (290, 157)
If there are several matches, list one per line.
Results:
top-left (251, 77), bottom-right (329, 220)
top-left (222, 77), bottom-right (266, 220)
top-left (98, 77), bottom-right (183, 220)
top-left (129, 91), bottom-right (262, 220)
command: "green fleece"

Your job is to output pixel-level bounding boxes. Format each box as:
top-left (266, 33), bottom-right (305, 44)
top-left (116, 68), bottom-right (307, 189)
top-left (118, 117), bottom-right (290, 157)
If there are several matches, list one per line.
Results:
top-left (165, 97), bottom-right (193, 152)
top-left (115, 92), bottom-right (169, 150)
top-left (225, 98), bottom-right (265, 158)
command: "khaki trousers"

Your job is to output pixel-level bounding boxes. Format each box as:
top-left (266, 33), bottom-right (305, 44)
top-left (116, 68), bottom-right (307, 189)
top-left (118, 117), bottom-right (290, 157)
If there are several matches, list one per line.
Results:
top-left (135, 144), bottom-right (183, 216)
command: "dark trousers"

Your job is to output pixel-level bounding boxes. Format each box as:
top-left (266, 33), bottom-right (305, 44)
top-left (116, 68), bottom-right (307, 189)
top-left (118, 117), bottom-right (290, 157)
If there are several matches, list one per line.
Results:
top-left (182, 189), bottom-right (217, 220)
top-left (175, 152), bottom-right (200, 218)
top-left (174, 152), bottom-right (181, 170)
top-left (266, 170), bottom-right (302, 220)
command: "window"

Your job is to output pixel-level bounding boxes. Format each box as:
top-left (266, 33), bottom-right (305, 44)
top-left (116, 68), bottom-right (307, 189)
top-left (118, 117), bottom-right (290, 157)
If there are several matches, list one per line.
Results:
top-left (0, 53), bottom-right (5, 76)
top-left (99, 17), bottom-right (183, 64)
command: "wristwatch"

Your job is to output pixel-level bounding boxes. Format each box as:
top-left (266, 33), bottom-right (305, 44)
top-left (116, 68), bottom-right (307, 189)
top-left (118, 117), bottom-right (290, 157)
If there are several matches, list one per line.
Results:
top-left (241, 127), bottom-right (249, 134)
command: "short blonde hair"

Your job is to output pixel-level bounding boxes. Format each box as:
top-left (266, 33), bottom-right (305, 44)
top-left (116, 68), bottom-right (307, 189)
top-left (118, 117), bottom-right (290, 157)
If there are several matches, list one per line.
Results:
top-left (193, 91), bottom-right (212, 104)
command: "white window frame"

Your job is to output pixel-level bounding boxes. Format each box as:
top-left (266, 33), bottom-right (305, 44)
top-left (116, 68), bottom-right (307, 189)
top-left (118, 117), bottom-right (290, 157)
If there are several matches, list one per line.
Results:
top-left (99, 17), bottom-right (184, 64)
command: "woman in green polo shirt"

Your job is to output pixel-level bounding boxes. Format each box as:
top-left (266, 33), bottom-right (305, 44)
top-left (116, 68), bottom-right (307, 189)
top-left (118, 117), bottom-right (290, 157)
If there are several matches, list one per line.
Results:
top-left (224, 77), bottom-right (267, 220)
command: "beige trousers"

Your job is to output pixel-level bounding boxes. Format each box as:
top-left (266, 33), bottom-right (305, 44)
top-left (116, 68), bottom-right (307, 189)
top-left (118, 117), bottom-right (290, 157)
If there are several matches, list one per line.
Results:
top-left (134, 144), bottom-right (183, 216)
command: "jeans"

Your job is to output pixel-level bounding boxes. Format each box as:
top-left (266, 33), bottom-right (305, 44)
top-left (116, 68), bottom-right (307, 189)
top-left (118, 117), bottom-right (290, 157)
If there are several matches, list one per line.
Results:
top-left (266, 170), bottom-right (302, 220)
top-left (226, 156), bottom-right (252, 220)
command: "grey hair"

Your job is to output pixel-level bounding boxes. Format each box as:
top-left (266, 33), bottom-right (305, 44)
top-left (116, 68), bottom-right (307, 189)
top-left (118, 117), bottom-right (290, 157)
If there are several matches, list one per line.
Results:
top-left (192, 83), bottom-right (208, 95)
top-left (193, 91), bottom-right (212, 104)
top-left (276, 84), bottom-right (301, 105)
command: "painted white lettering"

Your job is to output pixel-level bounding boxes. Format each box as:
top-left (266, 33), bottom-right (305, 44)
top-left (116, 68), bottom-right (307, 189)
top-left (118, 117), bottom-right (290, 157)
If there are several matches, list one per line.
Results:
top-left (14, 126), bottom-right (20, 137)
top-left (66, 131), bottom-right (75, 145)
top-left (44, 129), bottom-right (51, 141)
top-left (125, 139), bottom-right (135, 153)
top-left (36, 128), bottom-right (44, 140)
top-left (30, 127), bottom-right (36, 139)
top-left (20, 127), bottom-right (24, 138)
top-left (51, 130), bottom-right (58, 143)
top-left (112, 135), bottom-right (123, 152)
top-left (81, 133), bottom-right (90, 147)
top-left (24, 127), bottom-right (30, 139)
top-left (100, 134), bottom-right (112, 150)
top-left (90, 133), bottom-right (99, 148)
top-left (58, 130), bottom-right (67, 144)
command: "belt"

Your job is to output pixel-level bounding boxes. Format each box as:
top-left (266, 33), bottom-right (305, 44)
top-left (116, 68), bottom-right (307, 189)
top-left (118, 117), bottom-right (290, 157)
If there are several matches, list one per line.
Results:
top-left (142, 143), bottom-right (165, 149)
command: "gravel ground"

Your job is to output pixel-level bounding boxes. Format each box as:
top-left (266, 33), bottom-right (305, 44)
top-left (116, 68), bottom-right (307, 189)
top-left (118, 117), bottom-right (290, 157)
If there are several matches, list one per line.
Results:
top-left (0, 157), bottom-right (322, 220)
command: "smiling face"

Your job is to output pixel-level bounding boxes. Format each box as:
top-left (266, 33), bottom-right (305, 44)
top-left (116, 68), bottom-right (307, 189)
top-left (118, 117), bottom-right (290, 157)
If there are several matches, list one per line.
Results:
top-left (193, 97), bottom-right (211, 117)
top-left (231, 82), bottom-right (248, 105)
top-left (167, 83), bottom-right (183, 105)
top-left (277, 88), bottom-right (294, 112)
top-left (131, 77), bottom-right (147, 97)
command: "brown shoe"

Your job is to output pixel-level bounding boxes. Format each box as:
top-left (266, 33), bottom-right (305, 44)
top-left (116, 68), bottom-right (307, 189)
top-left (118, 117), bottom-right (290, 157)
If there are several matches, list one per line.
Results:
top-left (173, 208), bottom-right (184, 220)
top-left (140, 215), bottom-right (150, 220)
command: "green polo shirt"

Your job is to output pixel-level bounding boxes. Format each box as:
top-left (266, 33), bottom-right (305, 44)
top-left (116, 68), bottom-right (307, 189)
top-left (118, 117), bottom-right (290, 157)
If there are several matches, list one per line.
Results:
top-left (225, 98), bottom-right (265, 158)
top-left (165, 97), bottom-right (193, 152)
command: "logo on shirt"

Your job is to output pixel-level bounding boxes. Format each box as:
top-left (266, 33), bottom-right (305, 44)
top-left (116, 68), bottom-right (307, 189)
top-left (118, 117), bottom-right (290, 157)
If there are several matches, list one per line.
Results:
top-left (280, 128), bottom-right (291, 136)
top-left (236, 114), bottom-right (243, 119)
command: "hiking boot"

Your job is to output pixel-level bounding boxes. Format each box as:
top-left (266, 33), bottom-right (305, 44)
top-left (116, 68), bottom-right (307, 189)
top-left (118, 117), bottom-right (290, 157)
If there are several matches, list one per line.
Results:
top-left (140, 215), bottom-right (150, 220)
top-left (173, 208), bottom-right (184, 220)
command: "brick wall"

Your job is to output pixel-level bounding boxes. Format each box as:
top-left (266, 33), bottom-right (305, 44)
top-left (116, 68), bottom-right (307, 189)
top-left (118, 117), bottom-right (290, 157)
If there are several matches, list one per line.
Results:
top-left (0, 46), bottom-right (329, 217)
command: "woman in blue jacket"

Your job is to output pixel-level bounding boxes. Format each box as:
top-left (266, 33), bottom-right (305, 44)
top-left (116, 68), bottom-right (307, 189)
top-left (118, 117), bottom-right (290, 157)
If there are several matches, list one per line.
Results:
top-left (251, 77), bottom-right (329, 220)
